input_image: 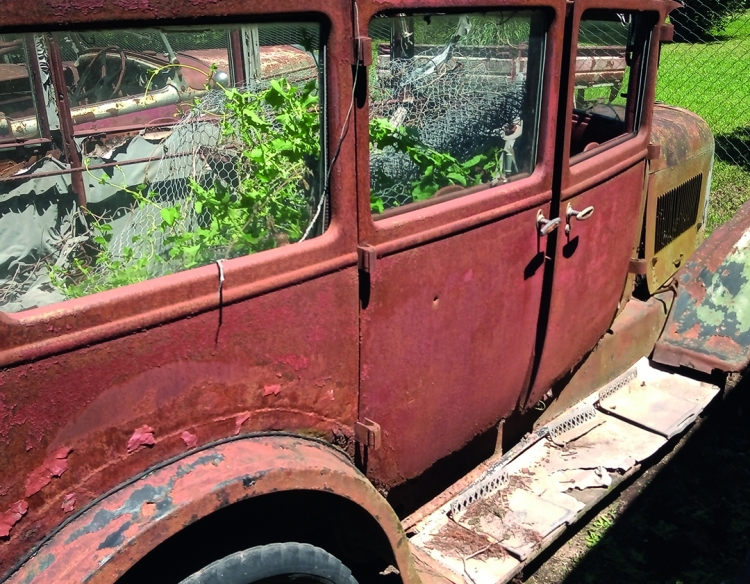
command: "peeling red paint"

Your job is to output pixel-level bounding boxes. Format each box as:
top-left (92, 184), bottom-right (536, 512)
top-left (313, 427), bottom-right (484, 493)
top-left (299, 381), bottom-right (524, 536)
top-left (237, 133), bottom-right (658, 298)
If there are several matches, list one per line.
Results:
top-left (62, 493), bottom-right (76, 514)
top-left (111, 0), bottom-right (153, 12)
top-left (126, 426), bottom-right (155, 454)
top-left (263, 384), bottom-right (282, 396)
top-left (0, 501), bottom-right (28, 538)
top-left (181, 431), bottom-right (198, 448)
top-left (234, 413), bottom-right (251, 436)
top-left (24, 447), bottom-right (72, 497)
top-left (278, 355), bottom-right (310, 371)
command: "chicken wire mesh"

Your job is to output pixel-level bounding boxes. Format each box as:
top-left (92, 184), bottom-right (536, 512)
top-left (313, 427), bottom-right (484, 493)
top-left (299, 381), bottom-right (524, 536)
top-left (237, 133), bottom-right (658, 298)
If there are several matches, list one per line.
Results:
top-left (102, 70), bottom-right (322, 273)
top-left (658, 2), bottom-right (750, 173)
top-left (0, 24), bottom-right (324, 311)
top-left (368, 12), bottom-right (540, 211)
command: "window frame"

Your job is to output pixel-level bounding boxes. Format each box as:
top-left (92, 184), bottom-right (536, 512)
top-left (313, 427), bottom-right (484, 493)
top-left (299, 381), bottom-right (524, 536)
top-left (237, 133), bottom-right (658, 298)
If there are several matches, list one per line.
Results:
top-left (561, 0), bottom-right (669, 198)
top-left (0, 4), bottom-right (357, 368)
top-left (354, 0), bottom-right (565, 252)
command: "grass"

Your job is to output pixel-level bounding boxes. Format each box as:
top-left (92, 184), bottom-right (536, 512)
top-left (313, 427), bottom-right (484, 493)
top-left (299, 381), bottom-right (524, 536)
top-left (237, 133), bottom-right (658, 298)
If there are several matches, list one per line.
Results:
top-left (655, 10), bottom-right (750, 232)
top-left (584, 509), bottom-right (617, 549)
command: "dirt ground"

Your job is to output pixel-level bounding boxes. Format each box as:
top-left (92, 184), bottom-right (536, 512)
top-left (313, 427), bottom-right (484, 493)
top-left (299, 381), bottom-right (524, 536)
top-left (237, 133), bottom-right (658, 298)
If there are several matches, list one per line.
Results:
top-left (518, 376), bottom-right (750, 584)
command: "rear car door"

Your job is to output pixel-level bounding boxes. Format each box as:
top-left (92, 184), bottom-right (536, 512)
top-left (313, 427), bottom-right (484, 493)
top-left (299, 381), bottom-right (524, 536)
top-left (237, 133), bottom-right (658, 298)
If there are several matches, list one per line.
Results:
top-left (354, 0), bottom-right (564, 489)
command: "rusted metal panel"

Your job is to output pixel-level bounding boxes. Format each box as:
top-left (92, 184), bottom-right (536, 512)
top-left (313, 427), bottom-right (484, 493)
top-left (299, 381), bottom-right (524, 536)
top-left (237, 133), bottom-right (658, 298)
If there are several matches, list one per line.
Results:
top-left (5, 436), bottom-right (418, 584)
top-left (654, 197), bottom-right (750, 373)
top-left (359, 203), bottom-right (549, 488)
top-left (527, 163), bottom-right (647, 408)
top-left (644, 105), bottom-right (714, 292)
top-left (0, 268), bottom-right (359, 578)
top-left (535, 292), bottom-right (672, 426)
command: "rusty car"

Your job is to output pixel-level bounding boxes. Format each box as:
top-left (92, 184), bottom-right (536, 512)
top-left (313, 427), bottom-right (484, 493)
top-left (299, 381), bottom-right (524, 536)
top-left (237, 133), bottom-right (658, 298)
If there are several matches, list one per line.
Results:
top-left (0, 1), bottom-right (746, 583)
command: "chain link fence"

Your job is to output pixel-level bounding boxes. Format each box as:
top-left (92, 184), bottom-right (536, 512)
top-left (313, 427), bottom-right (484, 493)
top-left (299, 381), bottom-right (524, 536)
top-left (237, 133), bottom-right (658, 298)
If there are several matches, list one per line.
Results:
top-left (656, 1), bottom-right (750, 230)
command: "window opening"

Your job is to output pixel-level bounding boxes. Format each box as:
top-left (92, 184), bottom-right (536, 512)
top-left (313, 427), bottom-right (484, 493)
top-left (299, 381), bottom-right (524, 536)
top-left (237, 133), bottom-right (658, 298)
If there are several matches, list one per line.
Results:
top-left (368, 11), bottom-right (547, 217)
top-left (0, 22), bottom-right (327, 313)
top-left (570, 10), bottom-right (654, 160)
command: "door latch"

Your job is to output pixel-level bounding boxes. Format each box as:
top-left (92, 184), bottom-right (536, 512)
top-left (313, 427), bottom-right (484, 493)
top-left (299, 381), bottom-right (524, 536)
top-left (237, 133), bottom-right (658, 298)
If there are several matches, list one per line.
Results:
top-left (536, 210), bottom-right (561, 236)
top-left (565, 203), bottom-right (595, 234)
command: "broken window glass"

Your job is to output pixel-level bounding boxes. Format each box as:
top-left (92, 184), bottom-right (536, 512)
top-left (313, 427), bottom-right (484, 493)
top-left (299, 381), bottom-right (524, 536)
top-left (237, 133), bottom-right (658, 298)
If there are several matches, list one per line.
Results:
top-left (368, 11), bottom-right (546, 216)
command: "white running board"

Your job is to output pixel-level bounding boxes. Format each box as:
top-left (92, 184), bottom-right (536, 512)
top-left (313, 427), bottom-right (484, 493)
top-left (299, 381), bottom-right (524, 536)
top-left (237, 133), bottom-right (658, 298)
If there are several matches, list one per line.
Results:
top-left (406, 358), bottom-right (720, 584)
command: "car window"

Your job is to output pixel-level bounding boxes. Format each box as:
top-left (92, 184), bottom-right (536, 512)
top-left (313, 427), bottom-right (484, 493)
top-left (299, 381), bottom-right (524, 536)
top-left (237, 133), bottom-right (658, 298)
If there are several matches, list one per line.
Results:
top-left (0, 34), bottom-right (41, 143)
top-left (0, 23), bottom-right (326, 313)
top-left (570, 10), bottom-right (654, 160)
top-left (368, 10), bottom-right (546, 217)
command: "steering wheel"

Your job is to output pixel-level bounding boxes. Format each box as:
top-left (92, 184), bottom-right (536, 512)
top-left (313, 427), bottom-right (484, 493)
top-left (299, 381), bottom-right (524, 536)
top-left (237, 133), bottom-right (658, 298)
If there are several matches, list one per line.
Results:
top-left (72, 47), bottom-right (126, 105)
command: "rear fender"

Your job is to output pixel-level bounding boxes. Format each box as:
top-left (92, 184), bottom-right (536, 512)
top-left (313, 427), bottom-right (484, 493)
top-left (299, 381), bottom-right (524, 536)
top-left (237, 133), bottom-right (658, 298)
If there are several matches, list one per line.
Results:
top-left (5, 435), bottom-right (418, 584)
top-left (654, 197), bottom-right (750, 373)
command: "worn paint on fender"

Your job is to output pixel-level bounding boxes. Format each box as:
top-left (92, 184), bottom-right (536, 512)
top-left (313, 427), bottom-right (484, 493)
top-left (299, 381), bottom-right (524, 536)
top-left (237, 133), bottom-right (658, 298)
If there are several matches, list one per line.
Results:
top-left (655, 197), bottom-right (750, 372)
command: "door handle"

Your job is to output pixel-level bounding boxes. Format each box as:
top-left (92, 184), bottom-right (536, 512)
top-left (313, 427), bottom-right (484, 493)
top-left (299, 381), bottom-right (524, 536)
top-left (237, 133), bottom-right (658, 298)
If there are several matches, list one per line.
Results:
top-left (536, 210), bottom-right (561, 236)
top-left (565, 204), bottom-right (594, 234)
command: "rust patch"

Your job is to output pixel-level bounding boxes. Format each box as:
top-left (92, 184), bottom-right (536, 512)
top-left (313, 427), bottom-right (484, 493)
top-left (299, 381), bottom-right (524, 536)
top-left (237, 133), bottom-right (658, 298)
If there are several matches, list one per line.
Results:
top-left (234, 413), bottom-right (250, 436)
top-left (24, 447), bottom-right (72, 498)
top-left (62, 493), bottom-right (76, 514)
top-left (180, 431), bottom-right (198, 449)
top-left (127, 426), bottom-right (155, 454)
top-left (0, 501), bottom-right (28, 538)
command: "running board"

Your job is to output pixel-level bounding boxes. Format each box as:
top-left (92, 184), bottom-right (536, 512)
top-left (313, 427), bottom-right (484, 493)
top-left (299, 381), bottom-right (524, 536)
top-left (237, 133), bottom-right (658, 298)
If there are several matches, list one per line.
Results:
top-left (404, 358), bottom-right (720, 584)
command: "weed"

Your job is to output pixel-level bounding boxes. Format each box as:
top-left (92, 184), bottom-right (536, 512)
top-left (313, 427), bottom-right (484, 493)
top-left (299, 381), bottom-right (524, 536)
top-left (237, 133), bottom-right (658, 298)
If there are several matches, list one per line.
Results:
top-left (584, 511), bottom-right (616, 548)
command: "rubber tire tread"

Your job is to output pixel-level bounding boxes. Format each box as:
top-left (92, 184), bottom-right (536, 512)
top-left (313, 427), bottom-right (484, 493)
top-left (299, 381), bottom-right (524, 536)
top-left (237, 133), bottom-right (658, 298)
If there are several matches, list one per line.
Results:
top-left (179, 542), bottom-right (360, 584)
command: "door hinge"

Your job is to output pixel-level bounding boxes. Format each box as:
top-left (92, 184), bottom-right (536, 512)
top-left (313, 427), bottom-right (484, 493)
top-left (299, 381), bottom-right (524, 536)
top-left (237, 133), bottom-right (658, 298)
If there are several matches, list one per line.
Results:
top-left (353, 36), bottom-right (372, 66)
top-left (354, 419), bottom-right (382, 450)
top-left (659, 23), bottom-right (675, 43)
top-left (357, 244), bottom-right (377, 274)
top-left (647, 143), bottom-right (661, 160)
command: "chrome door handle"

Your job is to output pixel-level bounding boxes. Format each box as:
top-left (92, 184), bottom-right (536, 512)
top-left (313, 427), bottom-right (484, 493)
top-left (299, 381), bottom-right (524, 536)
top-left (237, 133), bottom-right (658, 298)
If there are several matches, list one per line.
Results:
top-left (565, 204), bottom-right (594, 234)
top-left (536, 210), bottom-right (561, 236)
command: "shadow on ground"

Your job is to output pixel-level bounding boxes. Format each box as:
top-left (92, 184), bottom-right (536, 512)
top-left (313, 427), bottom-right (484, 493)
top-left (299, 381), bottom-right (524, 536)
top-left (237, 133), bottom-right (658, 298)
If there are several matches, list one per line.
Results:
top-left (716, 127), bottom-right (750, 170)
top-left (524, 376), bottom-right (750, 584)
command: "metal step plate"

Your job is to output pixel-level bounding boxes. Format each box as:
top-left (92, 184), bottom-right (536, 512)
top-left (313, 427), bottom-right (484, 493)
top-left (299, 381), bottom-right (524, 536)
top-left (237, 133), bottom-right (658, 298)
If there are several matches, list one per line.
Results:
top-left (599, 359), bottom-right (720, 438)
top-left (407, 359), bottom-right (720, 584)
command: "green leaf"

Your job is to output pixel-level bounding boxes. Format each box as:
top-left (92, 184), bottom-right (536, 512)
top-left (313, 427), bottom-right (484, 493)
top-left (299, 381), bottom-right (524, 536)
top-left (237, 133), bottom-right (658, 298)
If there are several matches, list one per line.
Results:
top-left (461, 154), bottom-right (484, 168)
top-left (160, 206), bottom-right (180, 227)
top-left (446, 172), bottom-right (468, 186)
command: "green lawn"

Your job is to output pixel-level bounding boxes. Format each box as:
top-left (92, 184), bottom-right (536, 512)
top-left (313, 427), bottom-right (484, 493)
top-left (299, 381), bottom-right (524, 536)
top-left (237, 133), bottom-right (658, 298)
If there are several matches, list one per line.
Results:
top-left (656, 11), bottom-right (750, 232)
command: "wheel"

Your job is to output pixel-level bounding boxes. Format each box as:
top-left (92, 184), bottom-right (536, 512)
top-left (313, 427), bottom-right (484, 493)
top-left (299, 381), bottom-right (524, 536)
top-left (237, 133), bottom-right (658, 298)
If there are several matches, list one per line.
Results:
top-left (72, 47), bottom-right (126, 105)
top-left (179, 542), bottom-right (360, 584)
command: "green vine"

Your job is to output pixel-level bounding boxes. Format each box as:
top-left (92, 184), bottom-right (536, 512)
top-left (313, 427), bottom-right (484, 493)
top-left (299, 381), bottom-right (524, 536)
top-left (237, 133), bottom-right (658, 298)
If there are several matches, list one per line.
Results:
top-left (50, 77), bottom-right (504, 299)
top-left (369, 117), bottom-right (503, 213)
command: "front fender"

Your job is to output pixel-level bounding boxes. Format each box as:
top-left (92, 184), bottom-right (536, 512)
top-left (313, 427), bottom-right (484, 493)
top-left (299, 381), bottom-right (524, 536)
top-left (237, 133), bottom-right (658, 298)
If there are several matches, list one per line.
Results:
top-left (654, 197), bottom-right (750, 373)
top-left (5, 435), bottom-right (418, 584)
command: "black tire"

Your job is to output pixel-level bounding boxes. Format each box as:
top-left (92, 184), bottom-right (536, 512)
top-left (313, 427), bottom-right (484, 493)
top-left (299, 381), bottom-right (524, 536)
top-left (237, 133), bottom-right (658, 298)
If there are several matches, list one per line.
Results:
top-left (179, 542), bottom-right (360, 584)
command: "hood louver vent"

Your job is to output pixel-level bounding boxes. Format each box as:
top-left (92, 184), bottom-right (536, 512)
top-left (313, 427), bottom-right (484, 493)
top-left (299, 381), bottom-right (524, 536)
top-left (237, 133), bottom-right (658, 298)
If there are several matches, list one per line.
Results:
top-left (654, 173), bottom-right (703, 253)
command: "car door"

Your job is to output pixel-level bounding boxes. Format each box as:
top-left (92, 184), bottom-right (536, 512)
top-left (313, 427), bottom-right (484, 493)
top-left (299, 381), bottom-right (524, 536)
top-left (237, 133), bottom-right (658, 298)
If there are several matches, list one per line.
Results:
top-left (354, 0), bottom-right (564, 488)
top-left (525, 0), bottom-right (673, 407)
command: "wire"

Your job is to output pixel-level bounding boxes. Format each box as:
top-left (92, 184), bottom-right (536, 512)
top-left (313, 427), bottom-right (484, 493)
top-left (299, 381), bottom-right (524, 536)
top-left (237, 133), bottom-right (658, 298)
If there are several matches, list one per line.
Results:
top-left (301, 1), bottom-right (361, 241)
